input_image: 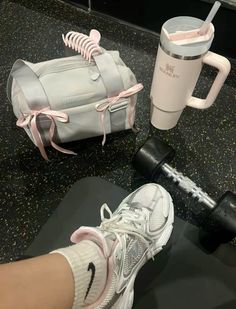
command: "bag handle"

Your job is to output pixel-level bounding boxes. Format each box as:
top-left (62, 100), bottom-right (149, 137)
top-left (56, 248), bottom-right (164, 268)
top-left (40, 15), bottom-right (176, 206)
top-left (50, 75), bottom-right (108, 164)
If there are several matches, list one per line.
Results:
top-left (7, 60), bottom-right (52, 146)
top-left (8, 60), bottom-right (77, 160)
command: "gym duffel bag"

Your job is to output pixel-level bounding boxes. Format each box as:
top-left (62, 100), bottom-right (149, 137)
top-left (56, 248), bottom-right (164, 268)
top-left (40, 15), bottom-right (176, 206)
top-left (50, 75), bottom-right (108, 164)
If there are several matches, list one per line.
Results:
top-left (7, 29), bottom-right (143, 160)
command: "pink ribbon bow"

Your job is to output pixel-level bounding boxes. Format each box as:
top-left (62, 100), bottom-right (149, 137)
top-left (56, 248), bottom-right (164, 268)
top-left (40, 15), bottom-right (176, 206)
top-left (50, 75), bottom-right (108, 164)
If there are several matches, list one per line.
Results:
top-left (96, 83), bottom-right (143, 145)
top-left (17, 107), bottom-right (77, 161)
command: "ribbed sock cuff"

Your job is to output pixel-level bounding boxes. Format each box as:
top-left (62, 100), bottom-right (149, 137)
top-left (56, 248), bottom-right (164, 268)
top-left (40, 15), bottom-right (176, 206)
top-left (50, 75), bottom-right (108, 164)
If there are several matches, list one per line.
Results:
top-left (51, 241), bottom-right (107, 309)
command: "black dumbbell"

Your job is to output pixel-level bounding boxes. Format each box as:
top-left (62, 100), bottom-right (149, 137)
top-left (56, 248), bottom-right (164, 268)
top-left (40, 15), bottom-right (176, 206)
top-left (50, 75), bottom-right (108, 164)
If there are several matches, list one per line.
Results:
top-left (132, 136), bottom-right (236, 242)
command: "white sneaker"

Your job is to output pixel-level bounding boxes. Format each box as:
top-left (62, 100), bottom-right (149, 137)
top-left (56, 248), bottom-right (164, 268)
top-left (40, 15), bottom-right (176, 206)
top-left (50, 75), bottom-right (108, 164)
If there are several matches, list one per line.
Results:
top-left (71, 183), bottom-right (174, 309)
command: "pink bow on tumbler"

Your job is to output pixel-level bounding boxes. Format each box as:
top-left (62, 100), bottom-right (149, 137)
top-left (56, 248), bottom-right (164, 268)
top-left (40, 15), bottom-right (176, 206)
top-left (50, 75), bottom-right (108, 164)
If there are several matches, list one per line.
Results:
top-left (17, 107), bottom-right (76, 161)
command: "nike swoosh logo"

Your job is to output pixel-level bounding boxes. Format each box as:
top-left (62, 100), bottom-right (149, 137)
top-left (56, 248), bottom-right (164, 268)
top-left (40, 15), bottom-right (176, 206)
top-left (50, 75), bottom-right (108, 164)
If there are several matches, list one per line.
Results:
top-left (84, 262), bottom-right (96, 300)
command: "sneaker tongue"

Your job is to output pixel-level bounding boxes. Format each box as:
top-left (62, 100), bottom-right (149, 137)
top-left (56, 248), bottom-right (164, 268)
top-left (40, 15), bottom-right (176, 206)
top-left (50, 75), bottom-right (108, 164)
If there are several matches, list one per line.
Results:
top-left (70, 226), bottom-right (115, 257)
top-left (120, 202), bottom-right (142, 215)
top-left (128, 202), bottom-right (143, 211)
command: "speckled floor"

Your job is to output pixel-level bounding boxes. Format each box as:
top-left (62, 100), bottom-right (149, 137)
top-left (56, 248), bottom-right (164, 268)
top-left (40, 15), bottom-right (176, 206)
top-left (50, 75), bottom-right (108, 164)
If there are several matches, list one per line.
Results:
top-left (0, 0), bottom-right (235, 262)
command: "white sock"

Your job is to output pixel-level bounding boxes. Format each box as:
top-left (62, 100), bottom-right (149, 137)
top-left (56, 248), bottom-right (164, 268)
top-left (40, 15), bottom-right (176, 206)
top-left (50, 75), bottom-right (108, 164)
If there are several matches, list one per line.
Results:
top-left (51, 240), bottom-right (107, 308)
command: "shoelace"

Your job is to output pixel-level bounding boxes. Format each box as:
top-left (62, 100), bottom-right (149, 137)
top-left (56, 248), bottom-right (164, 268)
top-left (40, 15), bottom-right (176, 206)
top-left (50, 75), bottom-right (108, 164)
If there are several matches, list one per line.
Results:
top-left (99, 203), bottom-right (155, 259)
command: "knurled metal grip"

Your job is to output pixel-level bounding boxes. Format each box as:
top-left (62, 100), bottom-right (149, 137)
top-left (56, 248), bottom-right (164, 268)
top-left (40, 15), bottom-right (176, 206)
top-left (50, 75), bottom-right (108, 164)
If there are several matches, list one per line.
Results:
top-left (161, 163), bottom-right (216, 209)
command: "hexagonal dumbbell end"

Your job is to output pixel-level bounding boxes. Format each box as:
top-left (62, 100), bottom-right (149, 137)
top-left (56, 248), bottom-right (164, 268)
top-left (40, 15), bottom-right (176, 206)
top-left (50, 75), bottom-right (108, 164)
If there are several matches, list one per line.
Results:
top-left (132, 136), bottom-right (175, 181)
top-left (209, 191), bottom-right (236, 242)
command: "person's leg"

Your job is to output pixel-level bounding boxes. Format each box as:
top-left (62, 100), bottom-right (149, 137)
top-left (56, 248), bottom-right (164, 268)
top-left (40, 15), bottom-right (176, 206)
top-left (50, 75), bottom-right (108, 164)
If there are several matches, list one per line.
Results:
top-left (0, 183), bottom-right (174, 309)
top-left (0, 240), bottom-right (107, 309)
top-left (0, 253), bottom-right (74, 309)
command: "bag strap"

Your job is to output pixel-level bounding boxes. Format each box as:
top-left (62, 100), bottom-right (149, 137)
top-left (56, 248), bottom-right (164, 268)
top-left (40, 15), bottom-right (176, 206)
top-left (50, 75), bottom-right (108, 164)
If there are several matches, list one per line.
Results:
top-left (93, 53), bottom-right (126, 131)
top-left (8, 60), bottom-right (76, 160)
top-left (7, 59), bottom-right (53, 146)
